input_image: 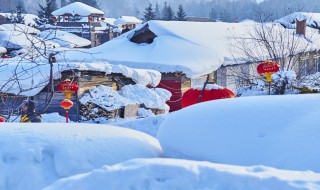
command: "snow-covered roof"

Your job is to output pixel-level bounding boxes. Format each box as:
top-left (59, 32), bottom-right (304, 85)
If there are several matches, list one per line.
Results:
top-left (0, 13), bottom-right (39, 26)
top-left (0, 61), bottom-right (161, 96)
top-left (114, 16), bottom-right (143, 25)
top-left (0, 46), bottom-right (6, 53)
top-left (52, 2), bottom-right (104, 16)
top-left (101, 18), bottom-right (116, 26)
top-left (38, 30), bottom-right (91, 48)
top-left (275, 12), bottom-right (320, 29)
top-left (51, 20), bottom-right (320, 79)
top-left (0, 23), bottom-right (40, 34)
top-left (0, 30), bottom-right (58, 49)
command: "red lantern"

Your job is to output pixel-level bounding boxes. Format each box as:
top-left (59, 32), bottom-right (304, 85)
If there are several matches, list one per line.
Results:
top-left (51, 16), bottom-right (57, 21)
top-left (64, 17), bottom-right (69, 21)
top-left (100, 17), bottom-right (105, 21)
top-left (60, 99), bottom-right (73, 110)
top-left (88, 17), bottom-right (93, 21)
top-left (18, 52), bottom-right (24, 56)
top-left (257, 61), bottom-right (280, 83)
top-left (181, 85), bottom-right (236, 108)
top-left (0, 116), bottom-right (5, 122)
top-left (57, 80), bottom-right (79, 99)
top-left (60, 99), bottom-right (73, 123)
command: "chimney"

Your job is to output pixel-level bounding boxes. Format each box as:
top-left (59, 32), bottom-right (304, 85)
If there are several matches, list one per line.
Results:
top-left (296, 19), bottom-right (306, 36)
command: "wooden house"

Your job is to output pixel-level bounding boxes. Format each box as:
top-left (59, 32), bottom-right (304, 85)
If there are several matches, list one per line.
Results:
top-left (114, 16), bottom-right (143, 34)
top-left (0, 69), bottom-right (136, 121)
top-left (58, 19), bottom-right (320, 111)
top-left (51, 2), bottom-right (111, 47)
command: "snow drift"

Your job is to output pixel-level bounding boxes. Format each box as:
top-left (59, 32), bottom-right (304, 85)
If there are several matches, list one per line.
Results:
top-left (0, 123), bottom-right (162, 190)
top-left (45, 158), bottom-right (320, 190)
top-left (157, 94), bottom-right (320, 172)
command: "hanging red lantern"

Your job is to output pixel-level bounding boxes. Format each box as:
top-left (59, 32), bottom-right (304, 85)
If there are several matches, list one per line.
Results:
top-left (0, 116), bottom-right (5, 122)
top-left (60, 99), bottom-right (73, 110)
top-left (18, 52), bottom-right (24, 56)
top-left (57, 79), bottom-right (79, 99)
top-left (257, 60), bottom-right (280, 82)
top-left (60, 99), bottom-right (73, 123)
top-left (100, 17), bottom-right (105, 21)
top-left (181, 85), bottom-right (236, 108)
top-left (51, 16), bottom-right (57, 21)
top-left (88, 16), bottom-right (93, 21)
top-left (64, 17), bottom-right (69, 21)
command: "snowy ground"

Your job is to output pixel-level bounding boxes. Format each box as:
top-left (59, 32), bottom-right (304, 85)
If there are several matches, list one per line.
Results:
top-left (1, 94), bottom-right (320, 190)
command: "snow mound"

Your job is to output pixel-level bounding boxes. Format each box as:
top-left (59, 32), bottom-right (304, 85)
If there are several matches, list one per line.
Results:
top-left (38, 30), bottom-right (91, 48)
top-left (157, 94), bottom-right (320, 172)
top-left (80, 85), bottom-right (136, 111)
top-left (44, 158), bottom-right (320, 190)
top-left (0, 123), bottom-right (162, 190)
top-left (1, 23), bottom-right (40, 34)
top-left (119, 84), bottom-right (171, 110)
top-left (193, 84), bottom-right (224, 90)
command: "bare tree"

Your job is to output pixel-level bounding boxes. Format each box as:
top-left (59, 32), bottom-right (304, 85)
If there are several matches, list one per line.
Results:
top-left (227, 15), bottom-right (320, 95)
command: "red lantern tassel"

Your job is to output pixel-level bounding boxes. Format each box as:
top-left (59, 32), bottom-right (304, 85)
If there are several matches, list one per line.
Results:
top-left (66, 110), bottom-right (69, 123)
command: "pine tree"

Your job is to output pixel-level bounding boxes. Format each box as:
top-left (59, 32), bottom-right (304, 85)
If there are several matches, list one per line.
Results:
top-left (154, 3), bottom-right (161, 20)
top-left (161, 2), bottom-right (168, 20)
top-left (69, 0), bottom-right (100, 9)
top-left (143, 3), bottom-right (155, 22)
top-left (61, 0), bottom-right (67, 7)
top-left (36, 0), bottom-right (58, 25)
top-left (166, 5), bottom-right (174, 21)
top-left (175, 4), bottom-right (187, 21)
top-left (15, 0), bottom-right (25, 24)
top-left (162, 2), bottom-right (174, 21)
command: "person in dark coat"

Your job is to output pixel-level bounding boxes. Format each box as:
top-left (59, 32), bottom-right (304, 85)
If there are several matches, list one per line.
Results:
top-left (20, 100), bottom-right (42, 123)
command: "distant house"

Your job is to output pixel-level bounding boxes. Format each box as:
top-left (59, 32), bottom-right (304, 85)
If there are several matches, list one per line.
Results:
top-left (186, 17), bottom-right (214, 22)
top-left (114, 16), bottom-right (142, 33)
top-left (51, 2), bottom-right (111, 47)
top-left (275, 12), bottom-right (320, 29)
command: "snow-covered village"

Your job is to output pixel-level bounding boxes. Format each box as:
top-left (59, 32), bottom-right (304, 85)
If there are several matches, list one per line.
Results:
top-left (0, 0), bottom-right (320, 189)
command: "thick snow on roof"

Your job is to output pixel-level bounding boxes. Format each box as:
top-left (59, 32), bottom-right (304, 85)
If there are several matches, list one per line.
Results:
top-left (0, 46), bottom-right (6, 53)
top-left (0, 123), bottom-right (162, 190)
top-left (0, 23), bottom-right (40, 34)
top-left (61, 20), bottom-right (320, 78)
top-left (0, 13), bottom-right (39, 26)
top-left (0, 61), bottom-right (161, 96)
top-left (275, 12), bottom-right (320, 28)
top-left (0, 30), bottom-right (58, 49)
top-left (158, 94), bottom-right (320, 172)
top-left (45, 158), bottom-right (320, 190)
top-left (101, 18), bottom-right (116, 25)
top-left (38, 30), bottom-right (91, 48)
top-left (114, 16), bottom-right (143, 25)
top-left (52, 2), bottom-right (104, 16)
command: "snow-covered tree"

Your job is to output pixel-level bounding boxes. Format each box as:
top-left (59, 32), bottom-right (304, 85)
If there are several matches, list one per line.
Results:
top-left (155, 3), bottom-right (161, 20)
top-left (61, 0), bottom-right (68, 7)
top-left (15, 0), bottom-right (25, 24)
top-left (175, 4), bottom-right (187, 21)
top-left (36, 0), bottom-right (58, 25)
top-left (143, 3), bottom-right (156, 21)
top-left (162, 2), bottom-right (174, 21)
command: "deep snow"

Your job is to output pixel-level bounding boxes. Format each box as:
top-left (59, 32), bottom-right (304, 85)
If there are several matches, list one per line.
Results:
top-left (157, 94), bottom-right (320, 172)
top-left (0, 123), bottom-right (162, 190)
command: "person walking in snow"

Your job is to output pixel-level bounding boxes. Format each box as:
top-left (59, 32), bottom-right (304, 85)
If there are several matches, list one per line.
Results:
top-left (20, 100), bottom-right (42, 123)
